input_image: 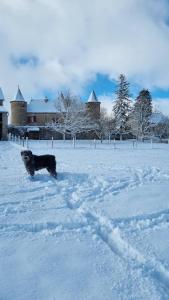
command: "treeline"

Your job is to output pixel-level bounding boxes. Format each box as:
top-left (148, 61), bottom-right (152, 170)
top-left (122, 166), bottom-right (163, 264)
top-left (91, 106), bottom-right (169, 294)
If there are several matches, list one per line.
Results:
top-left (112, 74), bottom-right (169, 141)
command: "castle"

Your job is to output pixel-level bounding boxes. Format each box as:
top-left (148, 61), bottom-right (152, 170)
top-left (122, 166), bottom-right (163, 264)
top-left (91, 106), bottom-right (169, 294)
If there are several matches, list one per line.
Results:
top-left (0, 87), bottom-right (100, 140)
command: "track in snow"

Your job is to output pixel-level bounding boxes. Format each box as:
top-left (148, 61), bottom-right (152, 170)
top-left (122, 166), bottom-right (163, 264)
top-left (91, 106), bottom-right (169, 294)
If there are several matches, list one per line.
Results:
top-left (76, 208), bottom-right (169, 296)
top-left (1, 141), bottom-right (169, 298)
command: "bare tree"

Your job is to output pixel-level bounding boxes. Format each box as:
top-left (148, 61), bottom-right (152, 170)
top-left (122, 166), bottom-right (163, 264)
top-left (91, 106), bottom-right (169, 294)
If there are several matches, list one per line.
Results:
top-left (151, 111), bottom-right (169, 141)
top-left (48, 91), bottom-right (96, 139)
top-left (94, 108), bottom-right (116, 142)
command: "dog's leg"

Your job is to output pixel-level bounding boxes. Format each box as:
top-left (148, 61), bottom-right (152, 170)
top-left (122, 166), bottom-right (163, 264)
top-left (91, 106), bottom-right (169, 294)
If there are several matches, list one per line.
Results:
top-left (52, 171), bottom-right (57, 179)
top-left (47, 168), bottom-right (57, 179)
top-left (26, 167), bottom-right (35, 177)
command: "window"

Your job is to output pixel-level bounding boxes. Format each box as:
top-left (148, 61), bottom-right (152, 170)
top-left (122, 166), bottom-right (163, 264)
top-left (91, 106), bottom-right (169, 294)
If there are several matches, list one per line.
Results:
top-left (33, 116), bottom-right (37, 122)
top-left (27, 116), bottom-right (37, 123)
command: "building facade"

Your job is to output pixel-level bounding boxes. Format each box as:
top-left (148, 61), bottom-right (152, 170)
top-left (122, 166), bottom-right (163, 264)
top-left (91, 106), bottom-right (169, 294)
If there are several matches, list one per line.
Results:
top-left (0, 88), bottom-right (8, 140)
top-left (10, 87), bottom-right (100, 139)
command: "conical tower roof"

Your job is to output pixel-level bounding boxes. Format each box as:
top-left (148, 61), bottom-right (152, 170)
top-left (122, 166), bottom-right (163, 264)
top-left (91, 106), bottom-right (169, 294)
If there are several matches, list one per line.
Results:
top-left (87, 90), bottom-right (98, 103)
top-left (0, 87), bottom-right (4, 101)
top-left (14, 86), bottom-right (25, 101)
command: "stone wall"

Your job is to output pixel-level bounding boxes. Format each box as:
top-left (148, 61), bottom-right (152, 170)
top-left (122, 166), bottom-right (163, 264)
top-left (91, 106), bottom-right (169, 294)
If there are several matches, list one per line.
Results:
top-left (86, 102), bottom-right (100, 119)
top-left (0, 112), bottom-right (8, 140)
top-left (11, 101), bottom-right (27, 125)
top-left (27, 112), bottom-right (61, 126)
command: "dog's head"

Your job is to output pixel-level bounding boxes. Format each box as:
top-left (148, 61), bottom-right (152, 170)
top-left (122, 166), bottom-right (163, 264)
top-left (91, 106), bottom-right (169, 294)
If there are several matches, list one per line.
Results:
top-left (21, 150), bottom-right (33, 162)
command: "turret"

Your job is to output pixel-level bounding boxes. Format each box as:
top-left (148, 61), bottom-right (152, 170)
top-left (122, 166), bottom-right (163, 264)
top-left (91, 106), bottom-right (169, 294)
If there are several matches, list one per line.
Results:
top-left (85, 90), bottom-right (100, 119)
top-left (10, 86), bottom-right (27, 125)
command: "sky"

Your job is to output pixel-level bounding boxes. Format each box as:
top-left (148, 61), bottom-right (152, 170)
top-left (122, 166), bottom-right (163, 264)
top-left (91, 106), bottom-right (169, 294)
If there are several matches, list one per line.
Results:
top-left (1, 0), bottom-right (169, 115)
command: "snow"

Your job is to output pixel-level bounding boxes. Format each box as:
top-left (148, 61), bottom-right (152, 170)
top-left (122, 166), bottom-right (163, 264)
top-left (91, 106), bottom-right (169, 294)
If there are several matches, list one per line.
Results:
top-left (0, 139), bottom-right (169, 299)
top-left (0, 87), bottom-right (7, 112)
top-left (27, 99), bottom-right (58, 113)
top-left (151, 112), bottom-right (167, 124)
top-left (27, 127), bottom-right (40, 132)
top-left (87, 90), bottom-right (99, 102)
top-left (14, 87), bottom-right (25, 102)
top-left (0, 87), bottom-right (4, 100)
top-left (0, 106), bottom-right (8, 112)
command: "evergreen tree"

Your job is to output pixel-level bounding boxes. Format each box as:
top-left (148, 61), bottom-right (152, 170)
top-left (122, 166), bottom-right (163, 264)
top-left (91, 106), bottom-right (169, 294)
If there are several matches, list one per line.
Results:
top-left (131, 89), bottom-right (152, 140)
top-left (113, 74), bottom-right (131, 140)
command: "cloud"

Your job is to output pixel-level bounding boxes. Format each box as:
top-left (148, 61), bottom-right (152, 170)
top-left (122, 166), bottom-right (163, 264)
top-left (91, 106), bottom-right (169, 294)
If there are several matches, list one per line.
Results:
top-left (98, 94), bottom-right (113, 116)
top-left (153, 98), bottom-right (169, 116)
top-left (1, 0), bottom-right (169, 110)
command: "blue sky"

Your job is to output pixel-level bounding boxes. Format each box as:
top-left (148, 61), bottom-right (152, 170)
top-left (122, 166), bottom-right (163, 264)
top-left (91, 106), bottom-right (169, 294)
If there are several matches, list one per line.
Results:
top-left (83, 74), bottom-right (116, 100)
top-left (1, 0), bottom-right (169, 115)
top-left (42, 72), bottom-right (169, 107)
top-left (83, 75), bottom-right (169, 114)
top-left (83, 73), bottom-right (166, 101)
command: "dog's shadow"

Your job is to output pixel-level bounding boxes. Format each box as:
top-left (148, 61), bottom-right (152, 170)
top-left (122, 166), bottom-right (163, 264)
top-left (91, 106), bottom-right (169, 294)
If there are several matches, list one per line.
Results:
top-left (29, 171), bottom-right (89, 184)
top-left (58, 172), bottom-right (89, 183)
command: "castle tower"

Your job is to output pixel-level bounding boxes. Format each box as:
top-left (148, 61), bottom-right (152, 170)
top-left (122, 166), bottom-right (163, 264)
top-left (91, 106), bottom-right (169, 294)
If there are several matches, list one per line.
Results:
top-left (86, 90), bottom-right (100, 119)
top-left (0, 87), bottom-right (8, 140)
top-left (10, 86), bottom-right (27, 126)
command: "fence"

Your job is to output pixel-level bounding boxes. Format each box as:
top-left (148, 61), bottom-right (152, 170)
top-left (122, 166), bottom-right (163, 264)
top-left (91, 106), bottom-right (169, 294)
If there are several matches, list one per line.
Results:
top-left (8, 134), bottom-right (169, 151)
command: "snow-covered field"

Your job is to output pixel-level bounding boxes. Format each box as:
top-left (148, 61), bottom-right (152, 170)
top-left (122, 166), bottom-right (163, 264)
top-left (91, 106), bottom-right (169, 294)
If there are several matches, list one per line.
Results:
top-left (1, 139), bottom-right (169, 300)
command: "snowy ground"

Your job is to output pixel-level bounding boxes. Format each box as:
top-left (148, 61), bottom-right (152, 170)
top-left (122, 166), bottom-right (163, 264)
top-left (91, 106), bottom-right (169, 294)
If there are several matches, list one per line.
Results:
top-left (0, 139), bottom-right (169, 300)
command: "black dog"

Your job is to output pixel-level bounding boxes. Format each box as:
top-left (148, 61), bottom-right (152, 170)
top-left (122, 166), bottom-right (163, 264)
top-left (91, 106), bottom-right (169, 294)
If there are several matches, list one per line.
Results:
top-left (21, 150), bottom-right (57, 178)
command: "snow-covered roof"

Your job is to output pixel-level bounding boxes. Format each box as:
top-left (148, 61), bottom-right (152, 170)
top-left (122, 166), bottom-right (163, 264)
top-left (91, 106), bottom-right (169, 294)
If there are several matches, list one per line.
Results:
top-left (0, 106), bottom-right (8, 112)
top-left (151, 112), bottom-right (167, 124)
top-left (27, 98), bottom-right (58, 113)
top-left (27, 127), bottom-right (40, 132)
top-left (87, 90), bottom-right (98, 103)
top-left (0, 87), bottom-right (4, 100)
top-left (14, 87), bottom-right (25, 101)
